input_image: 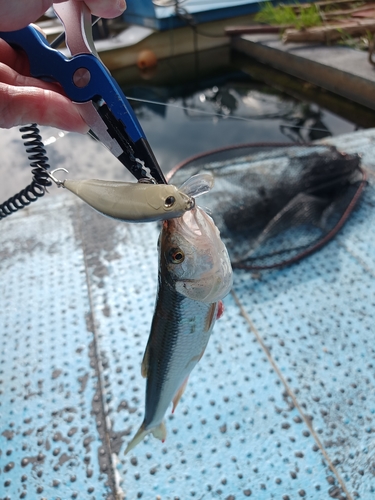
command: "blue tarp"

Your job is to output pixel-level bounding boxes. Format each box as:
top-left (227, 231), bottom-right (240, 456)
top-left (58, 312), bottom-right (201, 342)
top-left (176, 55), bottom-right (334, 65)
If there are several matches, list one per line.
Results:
top-left (1, 129), bottom-right (375, 498)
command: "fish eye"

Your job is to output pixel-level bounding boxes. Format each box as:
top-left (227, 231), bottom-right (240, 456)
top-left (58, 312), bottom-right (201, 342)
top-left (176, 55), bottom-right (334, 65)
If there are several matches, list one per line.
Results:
top-left (169, 247), bottom-right (185, 264)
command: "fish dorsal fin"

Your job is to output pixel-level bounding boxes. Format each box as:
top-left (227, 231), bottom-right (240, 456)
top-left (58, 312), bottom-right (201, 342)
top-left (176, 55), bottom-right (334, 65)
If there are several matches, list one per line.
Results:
top-left (141, 343), bottom-right (151, 378)
top-left (179, 173), bottom-right (214, 198)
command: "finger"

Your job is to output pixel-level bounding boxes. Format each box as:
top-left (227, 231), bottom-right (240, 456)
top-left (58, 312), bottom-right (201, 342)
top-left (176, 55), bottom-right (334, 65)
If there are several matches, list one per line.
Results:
top-left (83, 0), bottom-right (127, 18)
top-left (0, 62), bottom-right (62, 93)
top-left (0, 83), bottom-right (89, 133)
top-left (0, 1), bottom-right (54, 31)
top-left (0, 0), bottom-right (126, 31)
top-left (0, 40), bottom-right (30, 75)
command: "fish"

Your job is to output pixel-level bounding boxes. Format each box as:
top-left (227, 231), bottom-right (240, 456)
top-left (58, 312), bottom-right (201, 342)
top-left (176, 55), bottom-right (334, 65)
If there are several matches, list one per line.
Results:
top-left (125, 174), bottom-right (233, 454)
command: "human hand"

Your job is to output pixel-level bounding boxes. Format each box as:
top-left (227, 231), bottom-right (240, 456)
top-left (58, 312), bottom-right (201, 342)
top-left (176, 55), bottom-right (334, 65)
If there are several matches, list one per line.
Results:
top-left (0, 0), bottom-right (126, 132)
top-left (0, 0), bottom-right (126, 31)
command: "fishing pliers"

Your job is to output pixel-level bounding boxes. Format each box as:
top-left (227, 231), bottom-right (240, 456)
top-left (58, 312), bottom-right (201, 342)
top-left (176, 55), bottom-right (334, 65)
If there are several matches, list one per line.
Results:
top-left (0, 0), bottom-right (166, 185)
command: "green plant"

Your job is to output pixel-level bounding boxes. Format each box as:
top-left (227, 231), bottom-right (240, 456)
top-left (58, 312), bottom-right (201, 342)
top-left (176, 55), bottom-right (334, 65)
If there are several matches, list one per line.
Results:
top-left (334, 27), bottom-right (352, 46)
top-left (336, 29), bottom-right (373, 50)
top-left (255, 2), bottom-right (298, 25)
top-left (297, 5), bottom-right (322, 28)
top-left (255, 2), bottom-right (322, 29)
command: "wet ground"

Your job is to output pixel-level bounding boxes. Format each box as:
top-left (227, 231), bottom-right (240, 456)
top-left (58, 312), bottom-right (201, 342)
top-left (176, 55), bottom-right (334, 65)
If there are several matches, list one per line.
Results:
top-left (2, 128), bottom-right (375, 499)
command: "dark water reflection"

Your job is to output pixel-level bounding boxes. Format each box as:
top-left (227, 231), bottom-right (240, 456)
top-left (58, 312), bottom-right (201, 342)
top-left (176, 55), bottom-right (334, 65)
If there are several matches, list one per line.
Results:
top-left (125, 83), bottom-right (352, 175)
top-left (117, 46), bottom-right (370, 175)
top-left (0, 47), bottom-right (373, 202)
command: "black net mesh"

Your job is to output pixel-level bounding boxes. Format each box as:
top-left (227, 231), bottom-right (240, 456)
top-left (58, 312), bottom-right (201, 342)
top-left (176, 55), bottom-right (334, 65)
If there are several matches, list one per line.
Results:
top-left (167, 144), bottom-right (365, 270)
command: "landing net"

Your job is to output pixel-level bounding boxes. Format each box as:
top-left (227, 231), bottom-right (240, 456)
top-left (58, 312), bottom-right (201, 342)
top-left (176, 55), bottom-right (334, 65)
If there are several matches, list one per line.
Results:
top-left (168, 143), bottom-right (365, 269)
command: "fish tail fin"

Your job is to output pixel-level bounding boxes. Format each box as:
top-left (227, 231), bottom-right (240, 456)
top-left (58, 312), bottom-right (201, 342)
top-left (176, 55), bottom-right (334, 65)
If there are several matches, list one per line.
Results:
top-left (125, 421), bottom-right (167, 454)
top-left (124, 423), bottom-right (149, 454)
top-left (151, 420), bottom-right (167, 443)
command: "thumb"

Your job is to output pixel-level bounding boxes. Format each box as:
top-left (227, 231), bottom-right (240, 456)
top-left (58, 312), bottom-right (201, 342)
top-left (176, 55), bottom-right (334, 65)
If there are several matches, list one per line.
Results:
top-left (0, 83), bottom-right (89, 133)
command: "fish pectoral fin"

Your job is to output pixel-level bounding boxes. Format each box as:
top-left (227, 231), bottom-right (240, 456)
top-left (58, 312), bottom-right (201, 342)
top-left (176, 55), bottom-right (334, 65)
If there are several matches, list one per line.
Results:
top-left (151, 421), bottom-right (167, 442)
top-left (217, 300), bottom-right (224, 319)
top-left (204, 302), bottom-right (218, 332)
top-left (141, 343), bottom-right (151, 378)
top-left (124, 423), bottom-right (148, 455)
top-left (172, 377), bottom-right (189, 414)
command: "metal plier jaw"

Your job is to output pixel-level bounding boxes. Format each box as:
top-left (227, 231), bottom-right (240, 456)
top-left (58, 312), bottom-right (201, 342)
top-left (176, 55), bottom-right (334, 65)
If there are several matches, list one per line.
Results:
top-left (0, 0), bottom-right (167, 184)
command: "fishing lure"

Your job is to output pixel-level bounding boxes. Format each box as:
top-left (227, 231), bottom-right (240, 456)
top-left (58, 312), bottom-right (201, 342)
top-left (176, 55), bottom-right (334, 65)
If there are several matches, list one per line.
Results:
top-left (48, 169), bottom-right (195, 222)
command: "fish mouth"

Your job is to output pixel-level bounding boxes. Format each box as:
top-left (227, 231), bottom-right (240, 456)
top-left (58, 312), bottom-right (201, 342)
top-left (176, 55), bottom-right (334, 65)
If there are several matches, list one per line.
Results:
top-left (163, 209), bottom-right (199, 237)
top-left (164, 207), bottom-right (216, 242)
top-left (162, 218), bottom-right (180, 242)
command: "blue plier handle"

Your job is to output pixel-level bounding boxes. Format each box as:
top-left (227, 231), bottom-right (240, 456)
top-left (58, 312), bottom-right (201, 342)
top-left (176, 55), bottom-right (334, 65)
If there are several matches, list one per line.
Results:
top-left (0, 1), bottom-right (166, 184)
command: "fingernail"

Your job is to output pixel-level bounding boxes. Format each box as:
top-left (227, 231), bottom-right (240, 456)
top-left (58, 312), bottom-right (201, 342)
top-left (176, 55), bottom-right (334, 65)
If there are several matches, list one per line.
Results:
top-left (118, 0), bottom-right (127, 13)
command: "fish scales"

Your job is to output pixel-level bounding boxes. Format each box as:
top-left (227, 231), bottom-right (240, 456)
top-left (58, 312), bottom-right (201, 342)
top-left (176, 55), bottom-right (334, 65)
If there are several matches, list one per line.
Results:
top-left (144, 287), bottom-right (217, 429)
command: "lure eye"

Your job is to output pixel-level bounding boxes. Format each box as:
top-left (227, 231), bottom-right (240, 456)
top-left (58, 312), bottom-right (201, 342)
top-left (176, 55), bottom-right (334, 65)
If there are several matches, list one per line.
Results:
top-left (169, 248), bottom-right (185, 264)
top-left (164, 196), bottom-right (176, 208)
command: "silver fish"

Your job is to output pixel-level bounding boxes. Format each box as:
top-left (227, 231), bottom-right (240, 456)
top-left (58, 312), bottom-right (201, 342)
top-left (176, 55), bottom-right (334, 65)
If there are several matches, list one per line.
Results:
top-left (125, 175), bottom-right (233, 454)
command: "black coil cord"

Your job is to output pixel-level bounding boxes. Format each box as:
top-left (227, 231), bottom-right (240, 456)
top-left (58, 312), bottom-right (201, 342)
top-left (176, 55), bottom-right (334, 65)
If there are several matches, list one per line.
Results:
top-left (0, 19), bottom-right (100, 221)
top-left (0, 24), bottom-right (67, 220)
top-left (0, 124), bottom-right (52, 220)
